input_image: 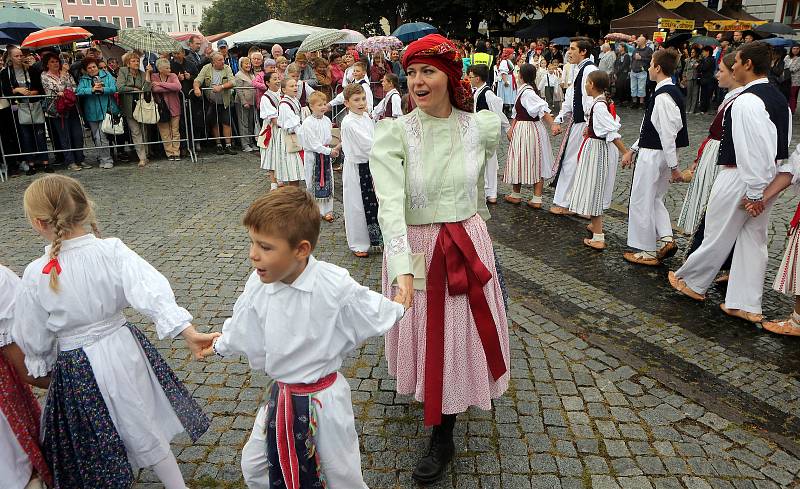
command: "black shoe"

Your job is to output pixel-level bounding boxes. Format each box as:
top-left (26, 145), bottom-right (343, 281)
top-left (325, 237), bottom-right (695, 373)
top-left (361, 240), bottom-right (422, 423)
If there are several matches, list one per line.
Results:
top-left (216, 145), bottom-right (225, 155)
top-left (43, 166), bottom-right (55, 173)
top-left (225, 145), bottom-right (237, 155)
top-left (25, 167), bottom-right (37, 176)
top-left (412, 415), bottom-right (456, 484)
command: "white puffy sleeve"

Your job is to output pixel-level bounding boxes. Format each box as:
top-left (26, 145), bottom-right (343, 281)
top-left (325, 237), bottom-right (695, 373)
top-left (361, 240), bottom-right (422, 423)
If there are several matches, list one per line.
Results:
top-left (12, 270), bottom-right (57, 378)
top-left (278, 103), bottom-right (301, 132)
top-left (521, 89), bottom-right (550, 119)
top-left (335, 271), bottom-right (405, 350)
top-left (260, 96), bottom-right (277, 121)
top-left (591, 102), bottom-right (622, 142)
top-left (299, 118), bottom-right (332, 155)
top-left (114, 239), bottom-right (192, 339)
top-left (0, 265), bottom-right (20, 347)
top-left (213, 272), bottom-right (267, 371)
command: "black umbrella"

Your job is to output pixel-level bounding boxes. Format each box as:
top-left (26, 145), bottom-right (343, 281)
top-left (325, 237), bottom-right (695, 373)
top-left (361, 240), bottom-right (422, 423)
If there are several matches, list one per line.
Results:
top-left (61, 19), bottom-right (118, 41)
top-left (755, 21), bottom-right (796, 36)
top-left (0, 21), bottom-right (40, 43)
top-left (662, 32), bottom-right (692, 49)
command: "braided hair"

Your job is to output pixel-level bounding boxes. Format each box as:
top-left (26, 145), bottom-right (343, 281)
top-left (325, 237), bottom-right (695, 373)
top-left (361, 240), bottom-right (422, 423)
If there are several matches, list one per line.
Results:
top-left (23, 175), bottom-right (100, 291)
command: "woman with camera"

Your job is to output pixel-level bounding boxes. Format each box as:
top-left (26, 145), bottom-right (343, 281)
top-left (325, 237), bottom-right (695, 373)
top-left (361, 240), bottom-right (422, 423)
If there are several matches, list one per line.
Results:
top-left (76, 57), bottom-right (118, 169)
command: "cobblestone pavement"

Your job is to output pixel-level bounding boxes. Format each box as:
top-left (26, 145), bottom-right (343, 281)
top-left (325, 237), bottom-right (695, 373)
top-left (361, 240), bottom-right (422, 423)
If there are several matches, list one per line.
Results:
top-left (1, 109), bottom-right (800, 489)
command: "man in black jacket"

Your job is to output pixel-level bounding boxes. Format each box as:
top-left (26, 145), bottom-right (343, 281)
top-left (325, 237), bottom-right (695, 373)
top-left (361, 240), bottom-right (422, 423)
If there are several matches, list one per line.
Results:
top-left (697, 46), bottom-right (716, 113)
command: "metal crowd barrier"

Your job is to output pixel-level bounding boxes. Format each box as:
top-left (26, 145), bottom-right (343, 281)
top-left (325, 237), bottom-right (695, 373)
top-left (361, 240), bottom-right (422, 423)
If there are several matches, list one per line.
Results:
top-left (0, 89), bottom-right (195, 182)
top-left (188, 86), bottom-right (262, 152)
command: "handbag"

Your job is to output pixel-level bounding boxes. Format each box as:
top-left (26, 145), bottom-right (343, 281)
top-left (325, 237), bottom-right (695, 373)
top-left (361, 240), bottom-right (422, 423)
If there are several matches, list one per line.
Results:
top-left (133, 92), bottom-right (159, 124)
top-left (101, 97), bottom-right (124, 135)
top-left (156, 95), bottom-right (171, 123)
top-left (285, 133), bottom-right (302, 153)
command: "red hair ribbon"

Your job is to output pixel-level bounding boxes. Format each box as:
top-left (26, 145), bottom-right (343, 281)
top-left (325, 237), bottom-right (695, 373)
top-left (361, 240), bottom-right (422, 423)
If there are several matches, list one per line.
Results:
top-left (42, 258), bottom-right (61, 275)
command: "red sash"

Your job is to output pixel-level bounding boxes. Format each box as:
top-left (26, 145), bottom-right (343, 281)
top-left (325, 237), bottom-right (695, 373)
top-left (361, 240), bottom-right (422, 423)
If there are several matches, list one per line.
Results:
top-left (424, 222), bottom-right (507, 426)
top-left (275, 372), bottom-right (338, 489)
top-left (790, 201), bottom-right (800, 231)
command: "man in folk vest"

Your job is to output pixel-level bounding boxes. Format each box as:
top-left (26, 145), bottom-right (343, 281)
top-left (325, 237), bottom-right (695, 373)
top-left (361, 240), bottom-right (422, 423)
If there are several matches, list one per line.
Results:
top-left (669, 41), bottom-right (792, 323)
top-left (550, 37), bottom-right (598, 215)
top-left (468, 63), bottom-right (509, 204)
top-left (621, 49), bottom-right (688, 266)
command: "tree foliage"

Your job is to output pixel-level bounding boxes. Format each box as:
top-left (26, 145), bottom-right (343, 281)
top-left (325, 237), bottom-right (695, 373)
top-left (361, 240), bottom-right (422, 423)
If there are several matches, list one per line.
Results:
top-left (200, 0), bottom-right (278, 35)
top-left (567, 0), bottom-right (650, 33)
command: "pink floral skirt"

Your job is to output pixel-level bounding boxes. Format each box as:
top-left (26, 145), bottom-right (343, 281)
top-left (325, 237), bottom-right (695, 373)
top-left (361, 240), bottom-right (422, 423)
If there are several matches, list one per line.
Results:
top-left (382, 214), bottom-right (510, 414)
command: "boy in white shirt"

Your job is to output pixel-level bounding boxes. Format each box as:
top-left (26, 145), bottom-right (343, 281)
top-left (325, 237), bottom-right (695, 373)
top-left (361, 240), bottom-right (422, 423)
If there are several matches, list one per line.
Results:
top-left (299, 91), bottom-right (341, 221)
top-left (328, 62), bottom-right (373, 113)
top-left (204, 187), bottom-right (406, 489)
top-left (340, 83), bottom-right (381, 257)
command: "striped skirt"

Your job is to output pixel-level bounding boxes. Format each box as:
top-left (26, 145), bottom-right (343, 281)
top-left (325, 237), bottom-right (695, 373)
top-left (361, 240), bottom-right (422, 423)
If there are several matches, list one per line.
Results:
top-left (503, 120), bottom-right (553, 185)
top-left (273, 128), bottom-right (304, 182)
top-left (678, 139), bottom-right (721, 234)
top-left (774, 226), bottom-right (800, 295)
top-left (568, 138), bottom-right (610, 217)
top-left (258, 124), bottom-right (278, 171)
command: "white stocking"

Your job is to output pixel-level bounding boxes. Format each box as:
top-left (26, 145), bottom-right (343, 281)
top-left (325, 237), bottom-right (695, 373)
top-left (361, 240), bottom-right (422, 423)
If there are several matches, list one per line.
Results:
top-left (152, 452), bottom-right (188, 489)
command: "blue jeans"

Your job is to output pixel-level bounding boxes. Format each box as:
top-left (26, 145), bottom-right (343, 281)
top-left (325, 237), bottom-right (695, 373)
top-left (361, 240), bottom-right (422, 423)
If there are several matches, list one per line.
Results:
top-left (630, 71), bottom-right (647, 98)
top-left (50, 110), bottom-right (85, 165)
top-left (18, 123), bottom-right (49, 163)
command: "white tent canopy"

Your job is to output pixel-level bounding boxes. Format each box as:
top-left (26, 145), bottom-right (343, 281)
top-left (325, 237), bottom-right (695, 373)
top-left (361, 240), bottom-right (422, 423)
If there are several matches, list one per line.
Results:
top-left (226, 19), bottom-right (333, 46)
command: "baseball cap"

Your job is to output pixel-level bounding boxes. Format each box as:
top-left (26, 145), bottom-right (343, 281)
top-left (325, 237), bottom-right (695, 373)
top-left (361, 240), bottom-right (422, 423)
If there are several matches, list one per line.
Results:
top-left (217, 40), bottom-right (228, 48)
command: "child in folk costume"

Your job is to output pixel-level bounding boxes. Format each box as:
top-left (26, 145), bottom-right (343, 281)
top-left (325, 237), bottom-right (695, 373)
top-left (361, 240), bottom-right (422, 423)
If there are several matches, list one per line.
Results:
top-left (494, 51), bottom-right (517, 115)
top-left (371, 73), bottom-right (402, 120)
top-left (538, 61), bottom-right (563, 115)
top-left (275, 78), bottom-right (305, 187)
top-left (1, 264), bottom-right (51, 489)
top-left (678, 53), bottom-right (743, 234)
top-left (503, 63), bottom-right (554, 208)
top-left (758, 144), bottom-right (800, 335)
top-left (202, 188), bottom-right (406, 489)
top-left (341, 83), bottom-right (382, 257)
top-left (329, 62), bottom-right (374, 113)
top-left (568, 70), bottom-right (627, 250)
top-left (467, 63), bottom-right (509, 205)
top-left (286, 62), bottom-right (315, 110)
top-left (621, 49), bottom-right (689, 266)
top-left (258, 71), bottom-right (282, 190)
top-left (550, 38), bottom-right (598, 216)
top-left (12, 175), bottom-right (215, 489)
top-left (299, 91), bottom-right (341, 222)
top-left (669, 42), bottom-right (792, 323)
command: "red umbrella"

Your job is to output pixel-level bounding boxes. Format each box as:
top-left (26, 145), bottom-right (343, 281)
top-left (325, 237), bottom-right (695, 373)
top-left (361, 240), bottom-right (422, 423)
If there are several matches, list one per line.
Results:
top-left (22, 26), bottom-right (91, 49)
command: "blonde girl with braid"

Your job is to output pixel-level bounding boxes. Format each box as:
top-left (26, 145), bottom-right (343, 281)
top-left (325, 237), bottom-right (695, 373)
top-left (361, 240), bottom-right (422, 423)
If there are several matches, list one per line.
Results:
top-left (13, 174), bottom-right (219, 489)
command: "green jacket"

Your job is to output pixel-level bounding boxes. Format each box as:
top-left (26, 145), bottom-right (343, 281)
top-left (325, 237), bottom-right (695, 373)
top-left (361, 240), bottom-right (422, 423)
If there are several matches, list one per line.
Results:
top-left (116, 66), bottom-right (152, 119)
top-left (196, 64), bottom-right (235, 108)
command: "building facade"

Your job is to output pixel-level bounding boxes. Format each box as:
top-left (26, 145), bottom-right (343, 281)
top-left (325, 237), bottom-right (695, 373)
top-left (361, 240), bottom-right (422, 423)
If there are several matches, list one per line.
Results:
top-left (136, 0), bottom-right (212, 33)
top-left (0, 0), bottom-right (63, 20)
top-left (60, 0), bottom-right (140, 28)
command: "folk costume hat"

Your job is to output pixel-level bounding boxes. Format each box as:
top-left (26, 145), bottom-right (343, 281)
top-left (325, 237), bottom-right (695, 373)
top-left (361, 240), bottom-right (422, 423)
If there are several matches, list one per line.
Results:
top-left (401, 34), bottom-right (473, 112)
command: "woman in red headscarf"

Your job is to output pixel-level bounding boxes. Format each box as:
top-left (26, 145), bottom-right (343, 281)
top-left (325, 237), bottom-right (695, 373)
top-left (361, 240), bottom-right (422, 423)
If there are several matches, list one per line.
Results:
top-left (369, 34), bottom-right (510, 483)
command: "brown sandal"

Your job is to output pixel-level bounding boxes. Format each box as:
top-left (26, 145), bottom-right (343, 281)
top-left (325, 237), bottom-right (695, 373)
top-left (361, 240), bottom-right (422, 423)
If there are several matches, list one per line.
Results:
top-left (583, 238), bottom-right (606, 250)
top-left (720, 304), bottom-right (763, 324)
top-left (354, 251), bottom-right (369, 258)
top-left (527, 200), bottom-right (542, 209)
top-left (668, 271), bottom-right (705, 301)
top-left (762, 318), bottom-right (800, 336)
top-left (322, 213), bottom-right (334, 222)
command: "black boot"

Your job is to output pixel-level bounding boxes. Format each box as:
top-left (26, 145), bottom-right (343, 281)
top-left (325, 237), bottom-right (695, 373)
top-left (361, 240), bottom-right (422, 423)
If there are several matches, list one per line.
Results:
top-left (412, 414), bottom-right (456, 484)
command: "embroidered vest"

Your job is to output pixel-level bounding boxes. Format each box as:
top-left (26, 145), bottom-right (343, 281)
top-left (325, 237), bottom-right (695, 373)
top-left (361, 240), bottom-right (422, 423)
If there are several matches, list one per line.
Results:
top-left (586, 99), bottom-right (611, 140)
top-left (572, 61), bottom-right (593, 124)
top-left (475, 86), bottom-right (490, 112)
top-left (513, 86), bottom-right (539, 122)
top-left (638, 84), bottom-right (689, 150)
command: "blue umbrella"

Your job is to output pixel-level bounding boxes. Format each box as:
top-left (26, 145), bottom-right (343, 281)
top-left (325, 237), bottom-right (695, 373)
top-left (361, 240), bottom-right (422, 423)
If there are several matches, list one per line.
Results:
top-left (0, 30), bottom-right (14, 44)
top-left (551, 36), bottom-right (571, 46)
top-left (0, 22), bottom-right (41, 43)
top-left (392, 22), bottom-right (437, 43)
top-left (761, 37), bottom-right (795, 49)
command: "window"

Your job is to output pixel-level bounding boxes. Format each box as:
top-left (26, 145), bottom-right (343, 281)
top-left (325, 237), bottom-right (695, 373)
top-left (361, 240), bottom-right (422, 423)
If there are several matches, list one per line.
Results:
top-left (67, 0), bottom-right (76, 4)
top-left (47, 8), bottom-right (55, 15)
top-left (70, 15), bottom-right (79, 21)
top-left (165, 3), bottom-right (170, 13)
top-left (110, 0), bottom-right (118, 5)
top-left (145, 21), bottom-right (151, 28)
top-left (112, 16), bottom-right (121, 26)
top-left (123, 0), bottom-right (131, 5)
top-left (143, 1), bottom-right (149, 12)
top-left (183, 23), bottom-right (188, 31)
top-left (154, 2), bottom-right (159, 13)
top-left (125, 17), bottom-right (134, 28)
top-left (181, 4), bottom-right (186, 14)
top-left (96, 0), bottom-right (104, 5)
top-left (192, 23), bottom-right (197, 30)
top-left (189, 5), bottom-right (194, 15)
top-left (84, 16), bottom-right (93, 19)
top-left (99, 16), bottom-right (108, 22)
top-left (81, 0), bottom-right (90, 4)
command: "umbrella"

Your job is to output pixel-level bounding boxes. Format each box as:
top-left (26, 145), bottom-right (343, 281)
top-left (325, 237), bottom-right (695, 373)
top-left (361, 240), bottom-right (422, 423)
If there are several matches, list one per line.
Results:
top-left (0, 21), bottom-right (40, 43)
top-left (392, 22), bottom-right (437, 43)
top-left (356, 35), bottom-right (404, 53)
top-left (761, 37), bottom-right (795, 48)
top-left (663, 32), bottom-right (692, 49)
top-left (687, 36), bottom-right (719, 47)
top-left (339, 29), bottom-right (366, 44)
top-left (0, 5), bottom-right (61, 28)
top-left (755, 21), bottom-right (796, 36)
top-left (22, 26), bottom-right (91, 49)
top-left (117, 28), bottom-right (182, 53)
top-left (299, 29), bottom-right (347, 52)
top-left (0, 30), bottom-right (13, 44)
top-left (61, 19), bottom-right (118, 41)
top-left (551, 36), bottom-right (571, 46)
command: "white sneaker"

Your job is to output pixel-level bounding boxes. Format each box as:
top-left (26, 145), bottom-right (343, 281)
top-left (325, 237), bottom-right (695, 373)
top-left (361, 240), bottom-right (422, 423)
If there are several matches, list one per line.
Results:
top-left (101, 162), bottom-right (114, 169)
